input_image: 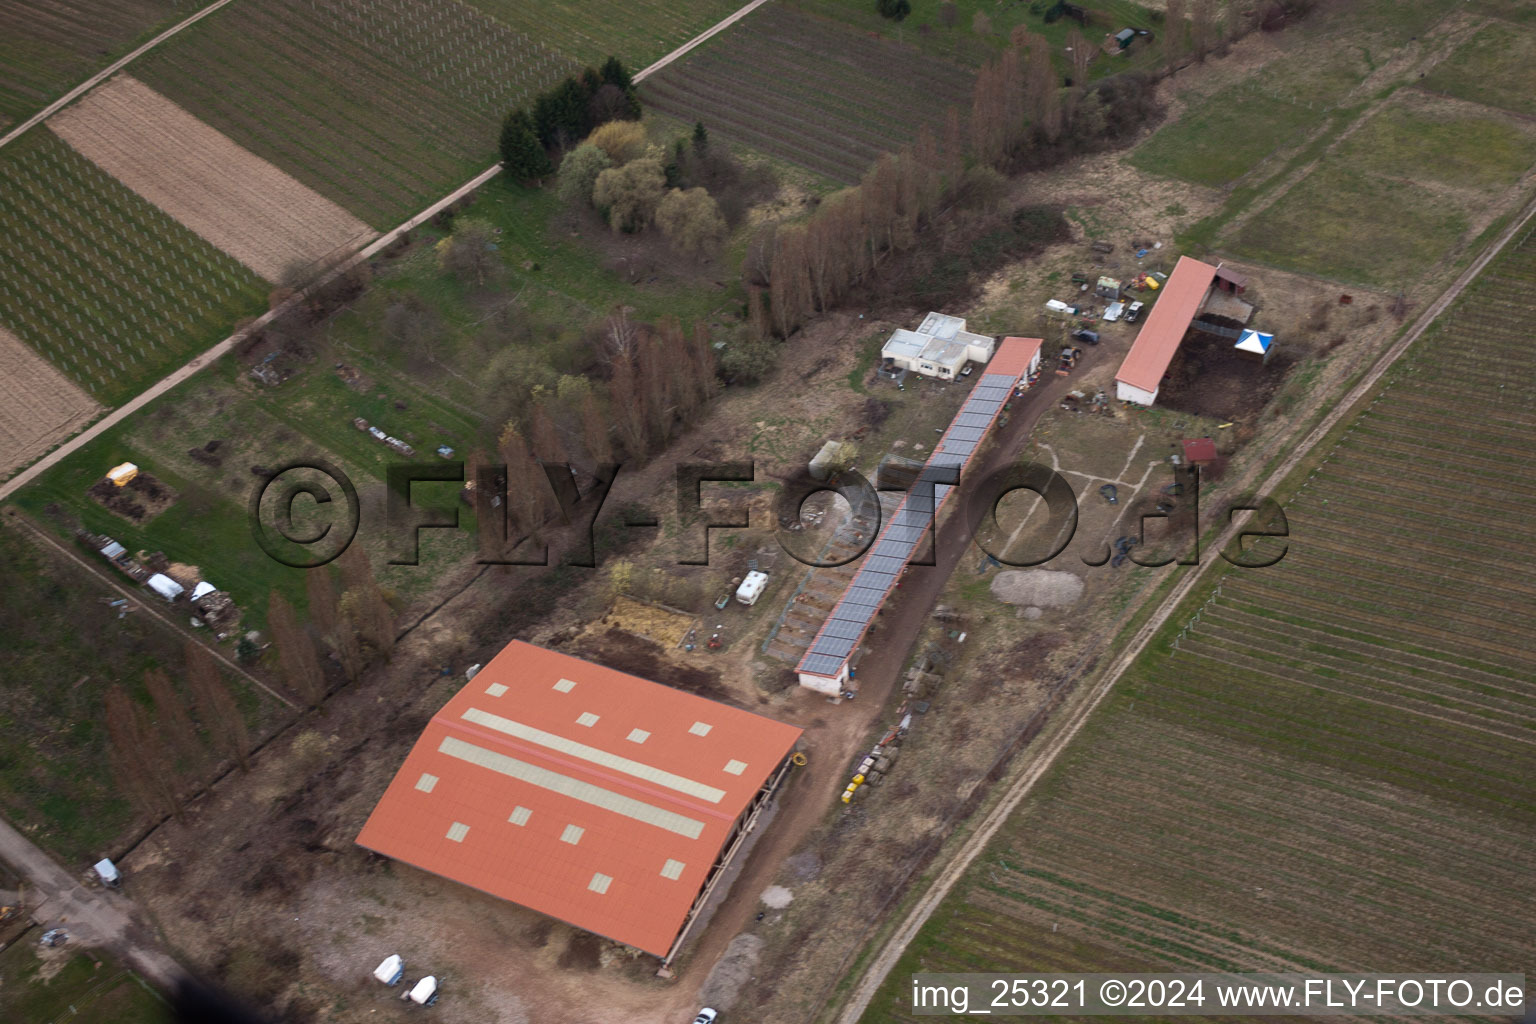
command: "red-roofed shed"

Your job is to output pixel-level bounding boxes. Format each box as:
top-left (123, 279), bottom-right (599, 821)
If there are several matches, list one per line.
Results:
top-left (356, 641), bottom-right (802, 959)
top-left (1115, 256), bottom-right (1217, 406)
top-left (1183, 437), bottom-right (1218, 465)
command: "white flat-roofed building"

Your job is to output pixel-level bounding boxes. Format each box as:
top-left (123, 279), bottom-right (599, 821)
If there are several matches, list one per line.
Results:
top-left (881, 312), bottom-right (996, 379)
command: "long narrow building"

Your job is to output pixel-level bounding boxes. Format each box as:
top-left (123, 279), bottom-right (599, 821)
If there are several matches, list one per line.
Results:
top-left (795, 336), bottom-right (1043, 695)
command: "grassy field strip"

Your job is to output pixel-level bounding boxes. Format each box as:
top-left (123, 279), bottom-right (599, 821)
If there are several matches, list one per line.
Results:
top-left (839, 181), bottom-right (1536, 1024)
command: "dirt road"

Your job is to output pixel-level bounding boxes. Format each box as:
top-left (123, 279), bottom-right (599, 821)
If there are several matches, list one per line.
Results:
top-left (681, 345), bottom-right (1110, 1005)
top-left (832, 186), bottom-right (1536, 1024)
top-left (0, 816), bottom-right (184, 989)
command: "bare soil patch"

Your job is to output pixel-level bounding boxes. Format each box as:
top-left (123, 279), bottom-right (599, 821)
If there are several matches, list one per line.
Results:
top-left (0, 326), bottom-right (100, 479)
top-left (49, 75), bottom-right (374, 282)
top-left (1157, 329), bottom-right (1295, 422)
top-left (989, 570), bottom-right (1085, 608)
top-left (87, 469), bottom-right (176, 523)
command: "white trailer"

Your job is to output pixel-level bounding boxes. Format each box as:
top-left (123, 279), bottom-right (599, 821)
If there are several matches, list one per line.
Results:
top-left (735, 571), bottom-right (769, 606)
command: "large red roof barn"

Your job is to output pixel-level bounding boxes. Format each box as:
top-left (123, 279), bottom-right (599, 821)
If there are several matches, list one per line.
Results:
top-left (357, 641), bottom-right (802, 958)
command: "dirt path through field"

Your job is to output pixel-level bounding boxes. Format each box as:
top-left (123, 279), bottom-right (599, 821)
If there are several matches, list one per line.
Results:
top-left (0, 0), bottom-right (236, 152)
top-left (832, 176), bottom-right (1536, 1024)
top-left (50, 75), bottom-right (374, 282)
top-left (0, 326), bottom-right (101, 479)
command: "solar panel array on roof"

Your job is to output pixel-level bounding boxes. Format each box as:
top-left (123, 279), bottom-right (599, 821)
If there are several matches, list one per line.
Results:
top-left (797, 351), bottom-right (1034, 680)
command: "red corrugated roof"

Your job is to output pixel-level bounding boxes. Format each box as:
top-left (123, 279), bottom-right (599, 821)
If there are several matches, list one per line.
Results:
top-left (356, 641), bottom-right (802, 956)
top-left (1115, 256), bottom-right (1216, 394)
top-left (990, 336), bottom-right (1043, 377)
top-left (1183, 437), bottom-right (1218, 463)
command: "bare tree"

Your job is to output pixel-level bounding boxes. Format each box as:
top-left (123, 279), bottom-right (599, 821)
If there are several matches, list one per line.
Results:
top-left (336, 544), bottom-right (395, 661)
top-left (1191, 0), bottom-right (1215, 61)
top-left (186, 640), bottom-right (250, 771)
top-left (268, 590), bottom-right (326, 707)
top-left (579, 390), bottom-right (614, 465)
top-left (969, 59), bottom-right (1008, 167)
top-left (333, 593), bottom-right (371, 683)
top-left (1166, 0), bottom-right (1187, 69)
top-left (608, 355), bottom-right (650, 459)
top-left (305, 567), bottom-right (337, 636)
top-left (1066, 28), bottom-right (1092, 84)
top-left (943, 106), bottom-right (965, 184)
top-left (769, 222), bottom-right (813, 337)
top-left (106, 685), bottom-right (179, 819)
top-left (439, 219), bottom-right (500, 288)
top-left (144, 668), bottom-right (204, 774)
top-left (1024, 32), bottom-right (1061, 142)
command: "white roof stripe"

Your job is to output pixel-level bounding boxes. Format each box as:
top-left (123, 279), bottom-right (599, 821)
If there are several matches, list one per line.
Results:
top-left (588, 872), bottom-right (612, 894)
top-left (437, 736), bottom-right (707, 840)
top-left (460, 707), bottom-right (727, 804)
top-left (627, 728), bottom-right (650, 744)
top-left (661, 858), bottom-right (685, 880)
top-left (576, 711), bottom-right (600, 727)
top-left (561, 824), bottom-right (585, 845)
top-left (508, 805), bottom-right (531, 826)
top-left (553, 678), bottom-right (576, 692)
top-left (688, 721), bottom-right (713, 736)
top-left (485, 682), bottom-right (508, 697)
top-left (415, 772), bottom-right (439, 793)
top-left (724, 760), bottom-right (748, 776)
top-left (446, 821), bottom-right (469, 842)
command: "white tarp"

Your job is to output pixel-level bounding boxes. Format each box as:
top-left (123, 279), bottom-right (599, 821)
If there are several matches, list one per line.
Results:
top-left (93, 858), bottom-right (120, 884)
top-left (409, 976), bottom-right (438, 1004)
top-left (373, 954), bottom-right (403, 985)
top-left (191, 581), bottom-right (217, 600)
top-left (99, 541), bottom-right (126, 560)
top-left (146, 574), bottom-right (184, 602)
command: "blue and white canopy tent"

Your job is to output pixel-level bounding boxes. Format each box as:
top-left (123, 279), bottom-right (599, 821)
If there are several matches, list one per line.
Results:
top-left (1234, 328), bottom-right (1275, 362)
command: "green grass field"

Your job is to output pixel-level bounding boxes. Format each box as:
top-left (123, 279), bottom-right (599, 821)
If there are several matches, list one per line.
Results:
top-left (1423, 22), bottom-right (1536, 116)
top-left (0, 941), bottom-right (169, 1024)
top-left (1333, 98), bottom-right (1536, 189)
top-left (1226, 160), bottom-right (1467, 287)
top-left (0, 131), bottom-right (266, 405)
top-left (1129, 80), bottom-right (1324, 187)
top-left (0, 0), bottom-right (186, 128)
top-left (0, 520), bottom-right (287, 862)
top-left (862, 213), bottom-right (1536, 1024)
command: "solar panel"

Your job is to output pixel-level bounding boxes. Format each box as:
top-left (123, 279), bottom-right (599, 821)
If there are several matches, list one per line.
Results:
top-left (798, 355), bottom-right (1030, 678)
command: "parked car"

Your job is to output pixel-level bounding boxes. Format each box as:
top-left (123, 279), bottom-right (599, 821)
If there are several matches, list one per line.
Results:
top-left (1072, 328), bottom-right (1099, 345)
top-left (694, 1011), bottom-right (719, 1024)
top-left (960, 364), bottom-right (975, 377)
top-left (1125, 301), bottom-right (1145, 323)
top-left (1102, 301), bottom-right (1125, 322)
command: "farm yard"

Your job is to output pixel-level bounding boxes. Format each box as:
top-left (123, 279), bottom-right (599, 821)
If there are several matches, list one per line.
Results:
top-left (0, 0), bottom-right (186, 129)
top-left (640, 5), bottom-right (975, 183)
top-left (50, 75), bottom-right (376, 282)
top-left (0, 129), bottom-right (266, 409)
top-left (132, 0), bottom-right (579, 226)
top-left (861, 208), bottom-right (1536, 1023)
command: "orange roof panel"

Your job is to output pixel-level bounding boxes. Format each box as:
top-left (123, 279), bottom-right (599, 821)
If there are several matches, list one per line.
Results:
top-left (1115, 256), bottom-right (1217, 394)
top-left (356, 641), bottom-right (802, 956)
top-left (990, 336), bottom-right (1043, 378)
